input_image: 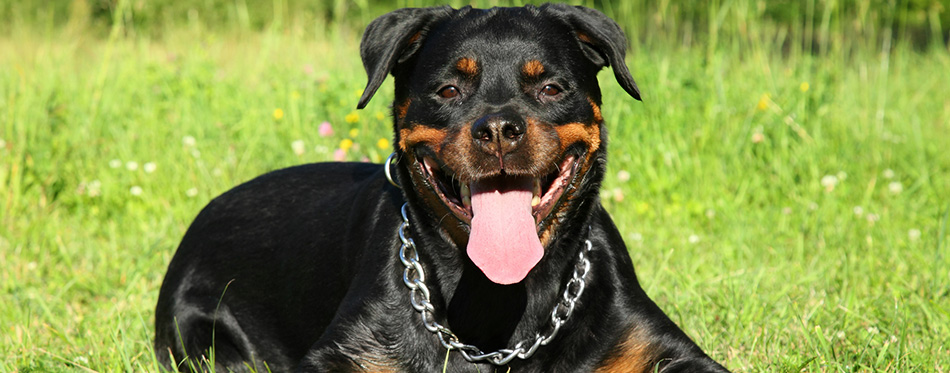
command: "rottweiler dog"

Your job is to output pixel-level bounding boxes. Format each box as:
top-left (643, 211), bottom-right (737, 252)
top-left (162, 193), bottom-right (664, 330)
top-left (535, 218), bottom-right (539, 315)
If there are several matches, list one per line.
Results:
top-left (154, 4), bottom-right (731, 372)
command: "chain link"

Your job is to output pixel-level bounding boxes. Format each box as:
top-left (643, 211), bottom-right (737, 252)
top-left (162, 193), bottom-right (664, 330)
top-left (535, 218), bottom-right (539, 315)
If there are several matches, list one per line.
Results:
top-left (396, 203), bottom-right (594, 366)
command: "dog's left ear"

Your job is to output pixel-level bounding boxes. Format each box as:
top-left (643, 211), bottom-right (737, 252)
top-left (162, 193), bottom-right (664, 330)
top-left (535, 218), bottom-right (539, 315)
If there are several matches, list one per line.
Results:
top-left (542, 4), bottom-right (641, 101)
top-left (357, 6), bottom-right (453, 109)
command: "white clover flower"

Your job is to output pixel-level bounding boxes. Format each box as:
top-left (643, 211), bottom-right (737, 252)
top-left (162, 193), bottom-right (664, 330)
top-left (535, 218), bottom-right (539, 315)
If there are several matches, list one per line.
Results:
top-left (908, 229), bottom-right (921, 241)
top-left (883, 169), bottom-right (895, 179)
top-left (126, 161), bottom-right (139, 171)
top-left (853, 206), bottom-right (864, 217)
top-left (611, 187), bottom-right (624, 202)
top-left (186, 188), bottom-right (199, 197)
top-left (182, 135), bottom-right (197, 147)
top-left (616, 170), bottom-right (631, 182)
top-left (144, 162), bottom-right (157, 173)
top-left (629, 232), bottom-right (643, 242)
top-left (292, 140), bottom-right (306, 156)
top-left (688, 234), bottom-right (700, 244)
top-left (109, 159), bottom-right (122, 168)
top-left (888, 181), bottom-right (903, 194)
top-left (130, 186), bottom-right (143, 196)
top-left (820, 175), bottom-right (838, 191)
top-left (88, 180), bottom-right (101, 197)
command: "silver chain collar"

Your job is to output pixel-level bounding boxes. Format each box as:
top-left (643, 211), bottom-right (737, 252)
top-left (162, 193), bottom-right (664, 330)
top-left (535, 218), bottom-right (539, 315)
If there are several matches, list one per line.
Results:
top-left (396, 203), bottom-right (594, 366)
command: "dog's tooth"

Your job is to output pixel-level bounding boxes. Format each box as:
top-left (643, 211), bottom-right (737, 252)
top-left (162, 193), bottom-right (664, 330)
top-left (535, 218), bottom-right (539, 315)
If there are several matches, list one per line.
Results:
top-left (461, 183), bottom-right (471, 207)
top-left (531, 195), bottom-right (541, 207)
top-left (461, 183), bottom-right (471, 198)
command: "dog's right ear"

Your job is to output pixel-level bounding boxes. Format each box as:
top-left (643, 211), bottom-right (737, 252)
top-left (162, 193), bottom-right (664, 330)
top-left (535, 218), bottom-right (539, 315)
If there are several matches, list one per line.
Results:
top-left (541, 4), bottom-right (641, 101)
top-left (357, 6), bottom-right (452, 109)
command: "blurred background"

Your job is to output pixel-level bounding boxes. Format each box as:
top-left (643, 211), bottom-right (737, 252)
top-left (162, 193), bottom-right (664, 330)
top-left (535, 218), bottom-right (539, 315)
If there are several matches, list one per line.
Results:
top-left (3, 0), bottom-right (949, 51)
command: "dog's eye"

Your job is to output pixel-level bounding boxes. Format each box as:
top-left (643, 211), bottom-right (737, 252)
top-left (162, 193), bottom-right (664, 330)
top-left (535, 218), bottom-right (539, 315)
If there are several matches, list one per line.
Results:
top-left (438, 86), bottom-right (460, 99)
top-left (540, 84), bottom-right (561, 97)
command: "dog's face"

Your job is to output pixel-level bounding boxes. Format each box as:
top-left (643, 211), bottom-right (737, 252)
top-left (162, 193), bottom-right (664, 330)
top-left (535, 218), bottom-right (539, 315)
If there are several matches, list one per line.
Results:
top-left (359, 5), bottom-right (639, 284)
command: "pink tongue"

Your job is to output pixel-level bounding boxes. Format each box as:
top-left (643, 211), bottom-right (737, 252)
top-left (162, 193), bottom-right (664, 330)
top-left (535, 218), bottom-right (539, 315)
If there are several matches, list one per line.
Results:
top-left (467, 177), bottom-right (543, 285)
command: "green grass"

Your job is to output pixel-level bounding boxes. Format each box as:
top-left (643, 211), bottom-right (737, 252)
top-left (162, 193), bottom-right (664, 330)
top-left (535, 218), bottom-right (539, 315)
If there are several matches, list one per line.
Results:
top-left (2, 1), bottom-right (949, 371)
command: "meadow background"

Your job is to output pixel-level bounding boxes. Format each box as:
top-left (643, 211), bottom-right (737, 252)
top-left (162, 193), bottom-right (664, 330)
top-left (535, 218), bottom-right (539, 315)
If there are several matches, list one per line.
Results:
top-left (2, 0), bottom-right (949, 371)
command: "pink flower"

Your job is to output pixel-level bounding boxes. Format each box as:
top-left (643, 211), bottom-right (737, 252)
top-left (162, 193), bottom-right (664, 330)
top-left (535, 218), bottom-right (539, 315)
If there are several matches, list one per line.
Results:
top-left (333, 148), bottom-right (346, 161)
top-left (319, 121), bottom-right (334, 137)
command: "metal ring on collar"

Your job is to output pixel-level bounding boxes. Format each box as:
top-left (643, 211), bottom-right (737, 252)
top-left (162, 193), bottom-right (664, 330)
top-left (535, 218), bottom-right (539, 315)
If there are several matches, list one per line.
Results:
top-left (384, 152), bottom-right (401, 189)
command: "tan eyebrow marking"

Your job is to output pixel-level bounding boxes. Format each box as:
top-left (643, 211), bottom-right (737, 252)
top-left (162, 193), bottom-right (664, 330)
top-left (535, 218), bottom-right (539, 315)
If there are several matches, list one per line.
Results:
top-left (522, 60), bottom-right (545, 78)
top-left (456, 57), bottom-right (479, 76)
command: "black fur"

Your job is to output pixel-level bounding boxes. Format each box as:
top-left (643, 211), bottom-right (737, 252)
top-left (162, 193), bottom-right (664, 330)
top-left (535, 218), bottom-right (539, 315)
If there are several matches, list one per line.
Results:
top-left (155, 4), bottom-right (730, 372)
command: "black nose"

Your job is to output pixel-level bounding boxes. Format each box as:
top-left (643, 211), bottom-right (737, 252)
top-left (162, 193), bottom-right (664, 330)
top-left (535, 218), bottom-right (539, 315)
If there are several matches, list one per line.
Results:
top-left (471, 114), bottom-right (526, 156)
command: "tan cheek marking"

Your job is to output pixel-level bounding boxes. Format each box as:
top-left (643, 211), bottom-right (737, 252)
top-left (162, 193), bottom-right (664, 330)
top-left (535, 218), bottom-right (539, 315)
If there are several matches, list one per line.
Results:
top-left (554, 122), bottom-right (601, 154)
top-left (539, 221), bottom-right (557, 247)
top-left (399, 126), bottom-right (448, 152)
top-left (395, 98), bottom-right (411, 120)
top-left (524, 118), bottom-right (560, 170)
top-left (456, 57), bottom-right (478, 76)
top-left (522, 60), bottom-right (545, 78)
top-left (596, 327), bottom-right (658, 373)
top-left (589, 98), bottom-right (603, 123)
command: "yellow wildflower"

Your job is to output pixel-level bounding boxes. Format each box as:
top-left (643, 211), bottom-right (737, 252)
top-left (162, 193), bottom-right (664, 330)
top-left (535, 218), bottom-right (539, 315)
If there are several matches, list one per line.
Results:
top-left (635, 201), bottom-right (650, 215)
top-left (800, 82), bottom-right (810, 92)
top-left (273, 108), bottom-right (284, 120)
top-left (377, 138), bottom-right (390, 150)
top-left (345, 112), bottom-right (360, 124)
top-left (756, 94), bottom-right (770, 111)
top-left (349, 128), bottom-right (359, 138)
top-left (375, 111), bottom-right (386, 120)
top-left (339, 138), bottom-right (354, 152)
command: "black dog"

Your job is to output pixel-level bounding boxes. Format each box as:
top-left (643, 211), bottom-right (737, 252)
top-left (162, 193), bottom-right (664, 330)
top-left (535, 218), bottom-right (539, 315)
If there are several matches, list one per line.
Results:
top-left (155, 4), bottom-right (731, 372)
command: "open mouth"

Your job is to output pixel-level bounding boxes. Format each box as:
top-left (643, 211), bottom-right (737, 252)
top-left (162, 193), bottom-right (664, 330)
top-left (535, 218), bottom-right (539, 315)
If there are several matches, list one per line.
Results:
top-left (419, 153), bottom-right (580, 230)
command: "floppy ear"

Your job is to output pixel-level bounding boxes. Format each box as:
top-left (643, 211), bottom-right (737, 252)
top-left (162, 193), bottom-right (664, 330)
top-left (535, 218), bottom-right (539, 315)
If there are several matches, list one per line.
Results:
top-left (357, 6), bottom-right (453, 109)
top-left (542, 4), bottom-right (641, 101)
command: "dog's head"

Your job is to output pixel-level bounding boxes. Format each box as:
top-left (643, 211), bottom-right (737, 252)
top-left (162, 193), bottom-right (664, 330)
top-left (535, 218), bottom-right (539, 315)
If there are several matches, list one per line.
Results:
top-left (358, 5), bottom-right (640, 285)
